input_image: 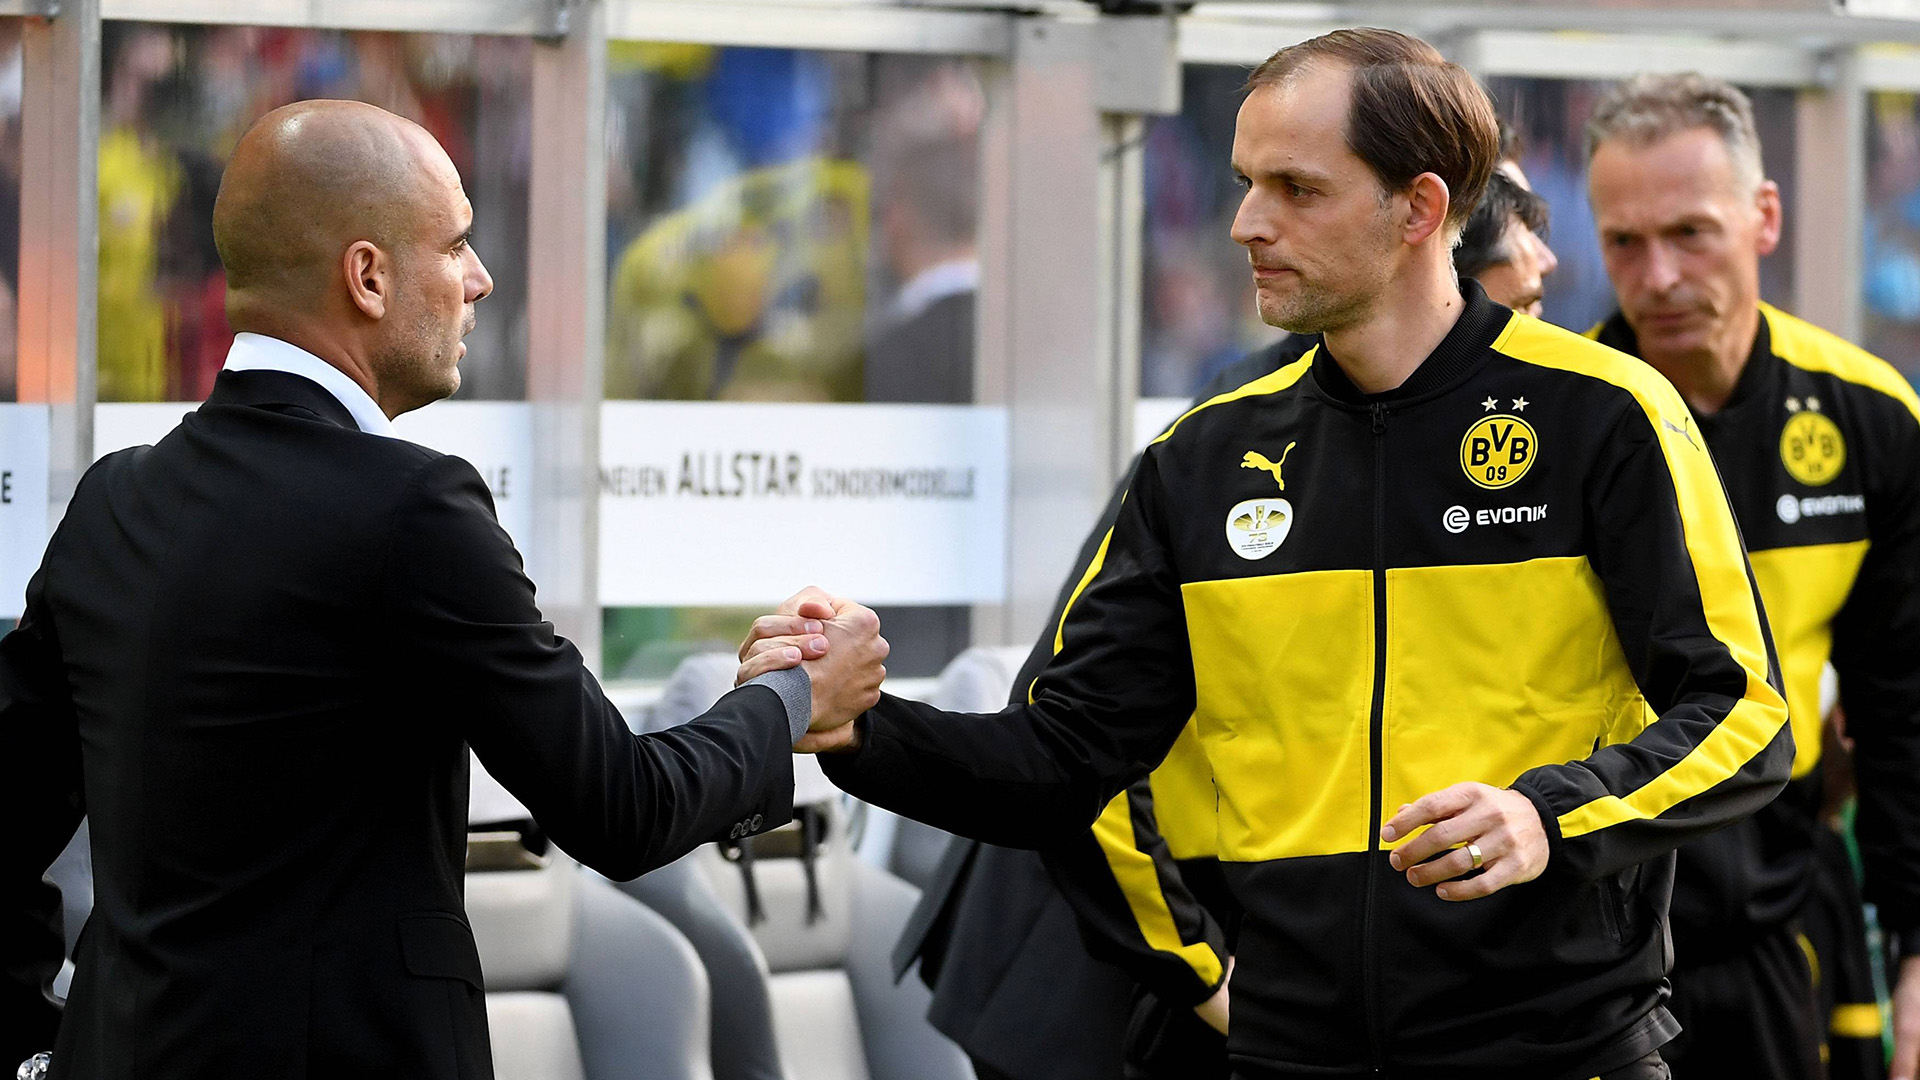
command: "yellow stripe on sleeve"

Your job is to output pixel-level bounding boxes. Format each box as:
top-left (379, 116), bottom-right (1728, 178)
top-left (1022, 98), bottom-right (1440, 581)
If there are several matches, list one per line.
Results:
top-left (1149, 349), bottom-right (1317, 449)
top-left (1091, 789), bottom-right (1225, 988)
top-left (1497, 317), bottom-right (1789, 839)
top-left (1030, 348), bottom-right (1316, 703)
top-left (1829, 1002), bottom-right (1885, 1040)
top-left (1051, 527), bottom-right (1116, 660)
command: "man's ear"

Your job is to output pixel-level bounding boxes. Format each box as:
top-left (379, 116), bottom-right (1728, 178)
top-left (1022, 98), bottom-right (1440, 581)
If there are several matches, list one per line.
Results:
top-left (344, 240), bottom-right (390, 320)
top-left (1403, 172), bottom-right (1452, 248)
top-left (1754, 178), bottom-right (1783, 259)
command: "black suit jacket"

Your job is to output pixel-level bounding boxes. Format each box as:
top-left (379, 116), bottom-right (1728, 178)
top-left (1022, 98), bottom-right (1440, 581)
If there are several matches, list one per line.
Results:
top-left (863, 291), bottom-right (975, 405)
top-left (0, 370), bottom-right (797, 1079)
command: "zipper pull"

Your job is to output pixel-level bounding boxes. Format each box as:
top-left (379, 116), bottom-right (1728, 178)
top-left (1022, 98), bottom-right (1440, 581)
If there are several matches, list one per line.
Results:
top-left (1370, 402), bottom-right (1387, 434)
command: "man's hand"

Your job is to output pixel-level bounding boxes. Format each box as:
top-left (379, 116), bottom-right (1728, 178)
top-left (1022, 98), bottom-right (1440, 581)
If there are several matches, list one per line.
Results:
top-left (1893, 953), bottom-right (1920, 1080)
top-left (1194, 955), bottom-right (1232, 1035)
top-left (1381, 783), bottom-right (1548, 901)
top-left (737, 587), bottom-right (888, 753)
top-left (733, 612), bottom-right (831, 686)
top-left (736, 586), bottom-right (844, 686)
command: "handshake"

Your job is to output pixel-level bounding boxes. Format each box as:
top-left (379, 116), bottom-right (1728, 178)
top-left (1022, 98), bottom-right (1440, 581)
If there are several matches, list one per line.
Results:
top-left (736, 586), bottom-right (889, 753)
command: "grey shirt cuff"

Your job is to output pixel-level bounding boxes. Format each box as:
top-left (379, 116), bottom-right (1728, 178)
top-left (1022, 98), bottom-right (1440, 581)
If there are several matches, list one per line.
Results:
top-left (746, 666), bottom-right (812, 744)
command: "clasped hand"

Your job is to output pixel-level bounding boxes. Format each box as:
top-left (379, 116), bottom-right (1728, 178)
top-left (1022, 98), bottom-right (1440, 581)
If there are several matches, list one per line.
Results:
top-left (737, 586), bottom-right (887, 753)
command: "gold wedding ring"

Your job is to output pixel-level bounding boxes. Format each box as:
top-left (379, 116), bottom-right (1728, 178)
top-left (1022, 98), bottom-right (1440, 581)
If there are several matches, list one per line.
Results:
top-left (1467, 842), bottom-right (1485, 871)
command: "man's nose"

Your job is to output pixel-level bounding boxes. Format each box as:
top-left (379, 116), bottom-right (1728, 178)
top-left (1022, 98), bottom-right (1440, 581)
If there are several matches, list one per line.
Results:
top-left (1230, 191), bottom-right (1274, 249)
top-left (1643, 242), bottom-right (1682, 295)
top-left (467, 248), bottom-right (494, 303)
top-left (1532, 231), bottom-right (1559, 277)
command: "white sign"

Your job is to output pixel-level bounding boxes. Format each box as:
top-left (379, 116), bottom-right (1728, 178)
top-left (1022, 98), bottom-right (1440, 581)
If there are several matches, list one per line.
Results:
top-left (393, 403), bottom-right (534, 554)
top-left (94, 402), bottom-right (197, 460)
top-left (600, 401), bottom-right (1008, 607)
top-left (1134, 397), bottom-right (1190, 452)
top-left (0, 404), bottom-right (50, 620)
top-left (95, 401), bottom-right (537, 555)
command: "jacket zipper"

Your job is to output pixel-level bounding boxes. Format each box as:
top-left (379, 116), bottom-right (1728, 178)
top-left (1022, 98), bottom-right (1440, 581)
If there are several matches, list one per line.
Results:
top-left (1363, 401), bottom-right (1388, 1073)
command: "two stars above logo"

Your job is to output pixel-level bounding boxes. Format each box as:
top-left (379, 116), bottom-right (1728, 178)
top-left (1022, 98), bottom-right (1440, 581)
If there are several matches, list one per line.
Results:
top-left (1482, 396), bottom-right (1528, 412)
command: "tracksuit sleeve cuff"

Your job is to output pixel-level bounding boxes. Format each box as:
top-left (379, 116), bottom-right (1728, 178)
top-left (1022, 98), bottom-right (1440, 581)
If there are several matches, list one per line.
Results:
top-left (746, 666), bottom-right (812, 744)
top-left (1510, 780), bottom-right (1564, 865)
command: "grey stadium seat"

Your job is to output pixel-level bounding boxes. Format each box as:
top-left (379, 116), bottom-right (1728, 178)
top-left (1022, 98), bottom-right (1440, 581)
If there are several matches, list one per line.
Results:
top-left (467, 845), bottom-right (714, 1080)
top-left (695, 801), bottom-right (973, 1080)
top-left (635, 651), bottom-right (975, 1080)
top-left (857, 646), bottom-right (1032, 889)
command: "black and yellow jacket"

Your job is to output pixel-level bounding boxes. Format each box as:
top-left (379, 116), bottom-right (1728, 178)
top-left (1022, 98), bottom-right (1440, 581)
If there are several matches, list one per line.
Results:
top-left (823, 283), bottom-right (1792, 1079)
top-left (1020, 341), bottom-right (1311, 1029)
top-left (1594, 304), bottom-right (1920, 1031)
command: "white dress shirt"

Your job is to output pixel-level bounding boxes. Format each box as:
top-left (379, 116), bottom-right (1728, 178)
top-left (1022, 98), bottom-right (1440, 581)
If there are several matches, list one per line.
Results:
top-left (888, 257), bottom-right (980, 325)
top-left (220, 332), bottom-right (397, 438)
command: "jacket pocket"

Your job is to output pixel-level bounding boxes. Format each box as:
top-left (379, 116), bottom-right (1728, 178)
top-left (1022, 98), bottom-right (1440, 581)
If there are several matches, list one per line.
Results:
top-left (398, 912), bottom-right (486, 991)
top-left (1596, 876), bottom-right (1626, 946)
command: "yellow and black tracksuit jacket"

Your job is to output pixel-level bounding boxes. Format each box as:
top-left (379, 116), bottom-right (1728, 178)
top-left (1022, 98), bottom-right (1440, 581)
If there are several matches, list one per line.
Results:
top-left (1016, 341), bottom-right (1314, 1038)
top-left (1594, 304), bottom-right (1920, 1049)
top-left (823, 283), bottom-right (1792, 1079)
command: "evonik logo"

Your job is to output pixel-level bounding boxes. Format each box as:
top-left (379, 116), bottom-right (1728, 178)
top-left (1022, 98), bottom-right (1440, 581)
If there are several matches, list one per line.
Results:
top-left (1776, 492), bottom-right (1865, 524)
top-left (1442, 503), bottom-right (1549, 534)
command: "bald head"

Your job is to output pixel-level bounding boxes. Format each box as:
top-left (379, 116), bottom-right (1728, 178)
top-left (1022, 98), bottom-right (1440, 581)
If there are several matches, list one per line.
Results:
top-left (211, 99), bottom-right (493, 420)
top-left (213, 100), bottom-right (446, 314)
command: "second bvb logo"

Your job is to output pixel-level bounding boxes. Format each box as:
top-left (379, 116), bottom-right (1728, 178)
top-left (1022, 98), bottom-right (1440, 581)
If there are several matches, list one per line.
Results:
top-left (1780, 411), bottom-right (1845, 486)
top-left (1460, 415), bottom-right (1538, 490)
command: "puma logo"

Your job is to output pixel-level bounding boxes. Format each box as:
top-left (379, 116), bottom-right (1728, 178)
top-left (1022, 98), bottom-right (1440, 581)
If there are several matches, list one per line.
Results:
top-left (1241, 443), bottom-right (1298, 490)
top-left (1663, 416), bottom-right (1700, 450)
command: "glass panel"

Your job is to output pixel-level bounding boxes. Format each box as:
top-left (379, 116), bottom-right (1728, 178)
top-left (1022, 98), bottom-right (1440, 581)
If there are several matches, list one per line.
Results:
top-left (1136, 69), bottom-right (1801, 397)
top-left (96, 23), bottom-right (532, 403)
top-left (0, 19), bottom-right (19, 403)
top-left (1140, 65), bottom-right (1285, 398)
top-left (1865, 90), bottom-right (1920, 379)
top-left (601, 46), bottom-right (986, 679)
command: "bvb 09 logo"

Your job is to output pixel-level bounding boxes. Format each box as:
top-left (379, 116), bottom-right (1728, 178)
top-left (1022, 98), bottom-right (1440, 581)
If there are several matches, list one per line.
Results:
top-left (1460, 415), bottom-right (1537, 490)
top-left (1780, 412), bottom-right (1845, 486)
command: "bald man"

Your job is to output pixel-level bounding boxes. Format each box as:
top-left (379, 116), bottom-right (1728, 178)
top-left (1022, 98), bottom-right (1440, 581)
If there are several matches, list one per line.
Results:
top-left (0, 100), bottom-right (885, 1080)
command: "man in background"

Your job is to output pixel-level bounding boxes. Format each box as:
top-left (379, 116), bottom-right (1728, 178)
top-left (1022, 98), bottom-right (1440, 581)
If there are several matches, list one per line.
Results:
top-left (1584, 72), bottom-right (1920, 1080)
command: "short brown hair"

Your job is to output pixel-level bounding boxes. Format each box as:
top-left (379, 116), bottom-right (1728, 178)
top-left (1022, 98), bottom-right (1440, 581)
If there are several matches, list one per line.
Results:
top-left (1248, 28), bottom-right (1498, 240)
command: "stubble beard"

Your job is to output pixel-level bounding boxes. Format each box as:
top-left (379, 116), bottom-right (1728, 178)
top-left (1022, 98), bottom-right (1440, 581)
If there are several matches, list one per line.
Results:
top-left (373, 309), bottom-right (464, 414)
top-left (1256, 210), bottom-right (1399, 336)
top-left (1261, 276), bottom-right (1375, 336)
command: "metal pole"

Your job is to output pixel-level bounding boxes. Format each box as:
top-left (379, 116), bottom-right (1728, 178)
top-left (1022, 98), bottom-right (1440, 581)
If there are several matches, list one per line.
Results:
top-left (973, 16), bottom-right (1109, 647)
top-left (528, 0), bottom-right (608, 667)
top-left (1794, 49), bottom-right (1866, 341)
top-left (17, 0), bottom-right (99, 523)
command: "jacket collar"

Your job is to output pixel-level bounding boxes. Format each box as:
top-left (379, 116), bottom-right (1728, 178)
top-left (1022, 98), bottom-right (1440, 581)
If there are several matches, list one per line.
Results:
top-left (1308, 278), bottom-right (1512, 408)
top-left (204, 368), bottom-right (363, 433)
top-left (1594, 306), bottom-right (1779, 415)
top-left (218, 332), bottom-right (397, 436)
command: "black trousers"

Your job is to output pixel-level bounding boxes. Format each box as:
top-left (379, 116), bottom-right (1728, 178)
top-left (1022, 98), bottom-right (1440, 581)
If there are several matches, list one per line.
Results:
top-left (1662, 920), bottom-right (1824, 1080)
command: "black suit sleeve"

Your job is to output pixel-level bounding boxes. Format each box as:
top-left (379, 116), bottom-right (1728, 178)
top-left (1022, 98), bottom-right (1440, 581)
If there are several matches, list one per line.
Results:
top-left (0, 564), bottom-right (84, 1062)
top-left (382, 455), bottom-right (795, 881)
top-left (821, 447), bottom-right (1196, 848)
